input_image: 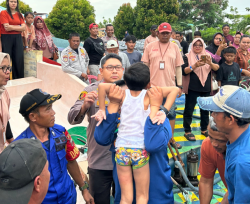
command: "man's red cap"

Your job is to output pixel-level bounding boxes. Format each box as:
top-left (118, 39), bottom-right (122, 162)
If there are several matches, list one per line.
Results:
top-left (157, 23), bottom-right (172, 33)
top-left (89, 23), bottom-right (98, 29)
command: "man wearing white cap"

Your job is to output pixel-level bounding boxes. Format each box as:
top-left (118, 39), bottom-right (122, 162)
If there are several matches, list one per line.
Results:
top-left (197, 85), bottom-right (250, 204)
top-left (97, 40), bottom-right (130, 81)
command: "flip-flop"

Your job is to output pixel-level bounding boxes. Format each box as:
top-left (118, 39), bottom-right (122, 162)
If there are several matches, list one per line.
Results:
top-left (201, 131), bottom-right (209, 137)
top-left (184, 133), bottom-right (196, 141)
top-left (170, 142), bottom-right (182, 149)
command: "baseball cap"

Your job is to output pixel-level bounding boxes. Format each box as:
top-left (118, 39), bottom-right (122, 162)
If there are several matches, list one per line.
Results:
top-left (107, 40), bottom-right (118, 49)
top-left (157, 22), bottom-right (172, 33)
top-left (89, 23), bottom-right (98, 29)
top-left (197, 85), bottom-right (250, 118)
top-left (19, 88), bottom-right (61, 117)
top-left (0, 139), bottom-right (47, 204)
top-left (151, 25), bottom-right (158, 30)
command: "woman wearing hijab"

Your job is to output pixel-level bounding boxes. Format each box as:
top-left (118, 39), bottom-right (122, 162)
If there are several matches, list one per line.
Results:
top-left (182, 38), bottom-right (219, 141)
top-left (206, 32), bottom-right (227, 64)
top-left (33, 16), bottom-right (58, 60)
top-left (0, 53), bottom-right (14, 153)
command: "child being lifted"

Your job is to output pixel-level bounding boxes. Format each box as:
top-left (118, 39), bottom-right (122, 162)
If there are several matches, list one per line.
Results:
top-left (93, 62), bottom-right (179, 203)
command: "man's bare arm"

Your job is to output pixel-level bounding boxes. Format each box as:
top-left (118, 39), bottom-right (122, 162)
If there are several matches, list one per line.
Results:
top-left (199, 176), bottom-right (214, 204)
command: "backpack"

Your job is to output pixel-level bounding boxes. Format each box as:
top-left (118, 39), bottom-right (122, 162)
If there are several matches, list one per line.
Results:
top-left (88, 37), bottom-right (105, 56)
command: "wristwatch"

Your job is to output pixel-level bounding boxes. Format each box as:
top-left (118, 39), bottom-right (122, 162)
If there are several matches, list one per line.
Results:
top-left (25, 46), bottom-right (29, 49)
top-left (79, 181), bottom-right (89, 191)
top-left (160, 105), bottom-right (169, 116)
top-left (177, 85), bottom-right (183, 89)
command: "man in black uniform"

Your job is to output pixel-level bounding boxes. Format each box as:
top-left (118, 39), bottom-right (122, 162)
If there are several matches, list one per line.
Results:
top-left (84, 23), bottom-right (105, 82)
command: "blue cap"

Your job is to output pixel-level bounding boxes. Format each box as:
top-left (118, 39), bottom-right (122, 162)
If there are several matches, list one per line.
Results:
top-left (197, 85), bottom-right (250, 118)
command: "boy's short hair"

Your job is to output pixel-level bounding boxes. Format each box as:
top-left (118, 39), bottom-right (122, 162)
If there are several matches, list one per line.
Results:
top-left (124, 63), bottom-right (150, 91)
top-left (176, 31), bottom-right (182, 36)
top-left (223, 46), bottom-right (237, 54)
top-left (194, 31), bottom-right (201, 37)
top-left (125, 35), bottom-right (136, 43)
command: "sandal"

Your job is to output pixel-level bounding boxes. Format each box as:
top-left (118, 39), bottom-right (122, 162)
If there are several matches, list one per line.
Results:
top-left (184, 133), bottom-right (196, 141)
top-left (170, 142), bottom-right (182, 149)
top-left (201, 130), bottom-right (209, 137)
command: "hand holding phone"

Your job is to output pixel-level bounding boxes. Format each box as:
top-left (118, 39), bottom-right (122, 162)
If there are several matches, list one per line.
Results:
top-left (201, 55), bottom-right (207, 63)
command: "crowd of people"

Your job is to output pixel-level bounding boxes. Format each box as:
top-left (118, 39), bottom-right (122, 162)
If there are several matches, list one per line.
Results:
top-left (1, 0), bottom-right (250, 203)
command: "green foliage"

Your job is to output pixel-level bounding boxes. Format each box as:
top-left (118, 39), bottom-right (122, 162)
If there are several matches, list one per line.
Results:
top-left (133, 0), bottom-right (179, 39)
top-left (200, 26), bottom-right (236, 44)
top-left (45, 0), bottom-right (95, 40)
top-left (98, 17), bottom-right (113, 28)
top-left (178, 0), bottom-right (228, 27)
top-left (0, 0), bottom-right (32, 13)
top-left (113, 3), bottom-right (135, 40)
top-left (237, 15), bottom-right (250, 33)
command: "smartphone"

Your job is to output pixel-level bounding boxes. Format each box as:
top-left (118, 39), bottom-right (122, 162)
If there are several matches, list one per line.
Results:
top-left (220, 37), bottom-right (225, 44)
top-left (201, 55), bottom-right (207, 63)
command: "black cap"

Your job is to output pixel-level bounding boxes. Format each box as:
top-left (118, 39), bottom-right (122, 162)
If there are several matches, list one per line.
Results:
top-left (0, 139), bottom-right (47, 204)
top-left (151, 25), bottom-right (158, 30)
top-left (19, 89), bottom-right (62, 116)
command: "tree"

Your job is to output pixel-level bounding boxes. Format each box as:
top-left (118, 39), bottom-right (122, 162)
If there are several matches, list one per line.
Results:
top-left (98, 17), bottom-right (113, 28)
top-left (45, 0), bottom-right (95, 40)
top-left (133, 0), bottom-right (179, 39)
top-left (0, 0), bottom-right (32, 14)
top-left (225, 6), bottom-right (242, 31)
top-left (237, 15), bottom-right (250, 34)
top-left (178, 0), bottom-right (228, 28)
top-left (113, 3), bottom-right (135, 40)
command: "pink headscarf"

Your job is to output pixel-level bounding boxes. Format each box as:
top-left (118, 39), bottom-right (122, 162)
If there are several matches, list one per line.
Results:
top-left (33, 16), bottom-right (54, 53)
top-left (186, 38), bottom-right (211, 86)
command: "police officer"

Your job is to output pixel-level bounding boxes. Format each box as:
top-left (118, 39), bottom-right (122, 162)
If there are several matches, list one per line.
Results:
top-left (61, 32), bottom-right (90, 84)
top-left (15, 89), bottom-right (95, 204)
top-left (68, 54), bottom-right (124, 204)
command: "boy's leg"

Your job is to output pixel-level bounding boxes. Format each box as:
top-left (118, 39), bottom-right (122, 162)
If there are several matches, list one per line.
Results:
top-left (133, 163), bottom-right (150, 204)
top-left (117, 164), bottom-right (134, 204)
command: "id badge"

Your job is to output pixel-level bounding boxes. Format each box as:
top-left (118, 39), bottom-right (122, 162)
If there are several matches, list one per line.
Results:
top-left (160, 61), bottom-right (165, 70)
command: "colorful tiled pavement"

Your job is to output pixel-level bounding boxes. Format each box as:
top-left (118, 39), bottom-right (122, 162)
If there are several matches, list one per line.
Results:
top-left (68, 104), bottom-right (227, 203)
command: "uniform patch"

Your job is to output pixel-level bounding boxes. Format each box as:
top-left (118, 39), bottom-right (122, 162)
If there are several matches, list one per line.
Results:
top-left (63, 55), bottom-right (68, 62)
top-left (96, 100), bottom-right (109, 106)
top-left (152, 49), bottom-right (158, 51)
top-left (79, 91), bottom-right (88, 100)
top-left (80, 49), bottom-right (85, 57)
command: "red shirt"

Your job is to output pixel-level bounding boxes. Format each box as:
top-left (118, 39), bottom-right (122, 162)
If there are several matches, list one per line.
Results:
top-left (0, 10), bottom-right (25, 34)
top-left (199, 137), bottom-right (227, 187)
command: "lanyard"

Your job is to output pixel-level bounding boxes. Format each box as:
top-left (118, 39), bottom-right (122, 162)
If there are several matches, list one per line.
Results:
top-left (159, 42), bottom-right (170, 60)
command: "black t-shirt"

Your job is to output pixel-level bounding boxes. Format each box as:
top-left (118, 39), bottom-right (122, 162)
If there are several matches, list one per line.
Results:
top-left (83, 37), bottom-right (104, 65)
top-left (182, 55), bottom-right (212, 92)
top-left (181, 40), bottom-right (189, 55)
top-left (216, 62), bottom-right (241, 86)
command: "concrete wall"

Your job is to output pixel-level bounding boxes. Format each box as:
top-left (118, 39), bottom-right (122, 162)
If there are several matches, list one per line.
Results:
top-left (37, 62), bottom-right (88, 108)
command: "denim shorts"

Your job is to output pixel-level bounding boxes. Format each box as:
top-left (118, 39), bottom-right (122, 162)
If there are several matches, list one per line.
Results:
top-left (162, 98), bottom-right (176, 121)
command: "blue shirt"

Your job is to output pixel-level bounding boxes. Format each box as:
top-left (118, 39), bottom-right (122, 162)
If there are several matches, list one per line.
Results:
top-left (15, 124), bottom-right (76, 204)
top-left (123, 50), bottom-right (142, 65)
top-left (94, 110), bottom-right (173, 204)
top-left (225, 126), bottom-right (250, 204)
